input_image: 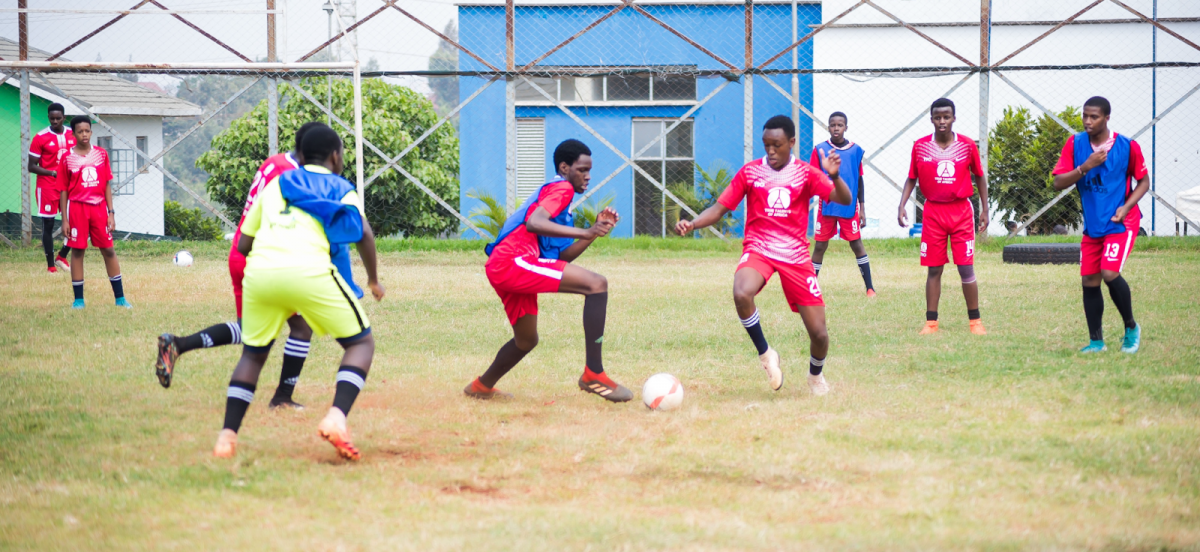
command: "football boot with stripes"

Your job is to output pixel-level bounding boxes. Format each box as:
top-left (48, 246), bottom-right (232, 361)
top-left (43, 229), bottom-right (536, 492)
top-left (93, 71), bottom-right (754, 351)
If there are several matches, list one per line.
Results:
top-left (463, 378), bottom-right (514, 400)
top-left (577, 367), bottom-right (633, 403)
top-left (155, 334), bottom-right (179, 388)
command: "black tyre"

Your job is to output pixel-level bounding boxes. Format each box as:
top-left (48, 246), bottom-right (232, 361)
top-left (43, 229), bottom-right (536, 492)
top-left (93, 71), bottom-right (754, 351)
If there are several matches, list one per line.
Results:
top-left (1002, 242), bottom-right (1080, 265)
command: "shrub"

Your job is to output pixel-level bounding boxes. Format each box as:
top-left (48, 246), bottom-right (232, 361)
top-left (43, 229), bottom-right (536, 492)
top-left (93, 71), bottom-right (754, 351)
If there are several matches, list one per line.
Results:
top-left (989, 106), bottom-right (1083, 234)
top-left (164, 201), bottom-right (223, 241)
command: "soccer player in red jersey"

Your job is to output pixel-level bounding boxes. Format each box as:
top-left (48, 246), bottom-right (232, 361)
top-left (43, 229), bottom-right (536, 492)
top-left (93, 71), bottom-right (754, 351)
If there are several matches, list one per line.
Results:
top-left (465, 139), bottom-right (633, 402)
top-left (154, 123), bottom-right (322, 408)
top-left (809, 111), bottom-right (875, 296)
top-left (57, 116), bottom-right (130, 309)
top-left (676, 115), bottom-right (852, 395)
top-left (29, 103), bottom-right (74, 273)
top-left (1051, 96), bottom-right (1148, 354)
top-left (897, 98), bottom-right (989, 335)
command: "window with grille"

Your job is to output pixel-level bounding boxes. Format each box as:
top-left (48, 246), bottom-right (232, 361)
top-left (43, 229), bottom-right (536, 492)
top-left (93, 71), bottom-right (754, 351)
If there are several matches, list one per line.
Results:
top-left (96, 136), bottom-right (135, 196)
top-left (632, 119), bottom-right (694, 237)
top-left (515, 118), bottom-right (546, 205)
top-left (515, 67), bottom-right (696, 104)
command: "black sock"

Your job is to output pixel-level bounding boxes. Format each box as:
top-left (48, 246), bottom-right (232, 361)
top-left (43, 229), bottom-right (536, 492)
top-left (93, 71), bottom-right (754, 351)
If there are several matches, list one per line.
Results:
top-left (583, 292), bottom-right (607, 373)
top-left (177, 322), bottom-right (241, 354)
top-left (332, 366), bottom-right (367, 415)
top-left (967, 308), bottom-right (980, 320)
top-left (72, 280), bottom-right (83, 300)
top-left (809, 355), bottom-right (825, 376)
top-left (1105, 275), bottom-right (1136, 330)
top-left (274, 337), bottom-right (310, 400)
top-left (926, 311), bottom-right (938, 321)
top-left (223, 381), bottom-right (256, 432)
top-left (812, 262), bottom-right (822, 277)
top-left (856, 255), bottom-right (874, 290)
top-left (740, 309), bottom-right (770, 356)
top-left (1083, 285), bottom-right (1104, 341)
top-left (109, 274), bottom-right (124, 299)
top-left (58, 244), bottom-right (70, 259)
top-left (41, 218), bottom-right (54, 267)
top-left (480, 339), bottom-right (531, 388)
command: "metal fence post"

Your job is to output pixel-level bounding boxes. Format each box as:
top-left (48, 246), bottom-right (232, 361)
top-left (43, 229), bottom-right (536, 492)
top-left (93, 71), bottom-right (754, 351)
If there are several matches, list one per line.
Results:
top-left (353, 61), bottom-right (364, 207)
top-left (979, 0), bottom-right (991, 233)
top-left (19, 70), bottom-right (30, 247)
top-left (744, 0), bottom-right (753, 164)
top-left (505, 0), bottom-right (517, 213)
top-left (267, 0), bottom-right (278, 156)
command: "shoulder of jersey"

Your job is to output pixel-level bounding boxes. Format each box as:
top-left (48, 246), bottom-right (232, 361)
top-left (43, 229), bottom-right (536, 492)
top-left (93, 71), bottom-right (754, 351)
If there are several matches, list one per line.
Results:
top-left (35, 127), bottom-right (52, 136)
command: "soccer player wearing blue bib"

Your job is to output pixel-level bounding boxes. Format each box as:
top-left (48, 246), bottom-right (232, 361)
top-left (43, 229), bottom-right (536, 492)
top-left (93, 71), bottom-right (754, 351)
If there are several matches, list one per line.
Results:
top-left (809, 112), bottom-right (875, 296)
top-left (1051, 97), bottom-right (1149, 354)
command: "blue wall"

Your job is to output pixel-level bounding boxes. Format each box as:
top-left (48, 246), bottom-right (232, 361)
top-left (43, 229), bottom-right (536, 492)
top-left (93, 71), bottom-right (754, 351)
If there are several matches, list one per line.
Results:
top-left (458, 3), bottom-right (821, 238)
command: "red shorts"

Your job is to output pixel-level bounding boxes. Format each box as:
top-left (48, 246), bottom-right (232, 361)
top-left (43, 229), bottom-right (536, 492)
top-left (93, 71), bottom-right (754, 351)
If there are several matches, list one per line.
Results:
top-left (1081, 225), bottom-right (1137, 276)
top-left (486, 254), bottom-right (568, 325)
top-left (815, 203), bottom-right (862, 242)
top-left (920, 198), bottom-right (976, 267)
top-left (737, 251), bottom-right (824, 311)
top-left (65, 201), bottom-right (113, 249)
top-left (229, 246), bottom-right (247, 318)
top-left (36, 184), bottom-right (61, 217)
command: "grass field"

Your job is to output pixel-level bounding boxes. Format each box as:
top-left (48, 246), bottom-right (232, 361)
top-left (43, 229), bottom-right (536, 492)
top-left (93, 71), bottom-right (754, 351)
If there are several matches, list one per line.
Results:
top-left (2, 237), bottom-right (1200, 551)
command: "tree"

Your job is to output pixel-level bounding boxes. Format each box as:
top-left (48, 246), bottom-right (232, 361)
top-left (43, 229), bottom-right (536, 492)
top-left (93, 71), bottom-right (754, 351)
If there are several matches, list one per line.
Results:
top-left (988, 106), bottom-right (1083, 234)
top-left (665, 161), bottom-right (737, 237)
top-left (197, 78), bottom-right (460, 238)
top-left (427, 21), bottom-right (459, 119)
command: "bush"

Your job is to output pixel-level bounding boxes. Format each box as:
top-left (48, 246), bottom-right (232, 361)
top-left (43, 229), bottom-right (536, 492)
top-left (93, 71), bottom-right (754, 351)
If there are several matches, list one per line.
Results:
top-left (197, 78), bottom-right (460, 238)
top-left (665, 162), bottom-right (737, 237)
top-left (989, 106), bottom-right (1083, 234)
top-left (164, 201), bottom-right (223, 241)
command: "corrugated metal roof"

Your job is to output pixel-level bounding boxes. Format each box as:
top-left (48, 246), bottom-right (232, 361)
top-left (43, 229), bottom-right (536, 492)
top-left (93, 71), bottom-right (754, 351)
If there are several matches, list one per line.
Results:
top-left (0, 37), bottom-right (201, 117)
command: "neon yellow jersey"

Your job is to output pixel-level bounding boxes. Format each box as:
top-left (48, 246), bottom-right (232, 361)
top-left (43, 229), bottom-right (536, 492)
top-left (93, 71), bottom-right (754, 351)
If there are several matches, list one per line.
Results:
top-left (240, 165), bottom-right (360, 272)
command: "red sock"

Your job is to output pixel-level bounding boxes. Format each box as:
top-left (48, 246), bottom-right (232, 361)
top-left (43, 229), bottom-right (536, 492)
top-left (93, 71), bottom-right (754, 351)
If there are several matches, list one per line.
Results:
top-left (582, 367), bottom-right (615, 387)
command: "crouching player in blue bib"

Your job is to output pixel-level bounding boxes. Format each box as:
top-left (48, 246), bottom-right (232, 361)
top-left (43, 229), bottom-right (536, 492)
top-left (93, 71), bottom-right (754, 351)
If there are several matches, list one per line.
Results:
top-left (213, 123), bottom-right (385, 461)
top-left (1051, 96), bottom-right (1149, 354)
top-left (466, 139), bottom-right (633, 402)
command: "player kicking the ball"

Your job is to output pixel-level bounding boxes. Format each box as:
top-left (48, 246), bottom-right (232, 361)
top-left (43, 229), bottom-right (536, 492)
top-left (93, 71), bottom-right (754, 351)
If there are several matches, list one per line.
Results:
top-left (154, 123), bottom-right (326, 412)
top-left (809, 111), bottom-right (875, 296)
top-left (897, 98), bottom-right (989, 335)
top-left (465, 139), bottom-right (633, 402)
top-left (676, 115), bottom-right (852, 395)
top-left (213, 124), bottom-right (384, 460)
top-left (1051, 96), bottom-right (1148, 354)
top-left (58, 116), bottom-right (130, 309)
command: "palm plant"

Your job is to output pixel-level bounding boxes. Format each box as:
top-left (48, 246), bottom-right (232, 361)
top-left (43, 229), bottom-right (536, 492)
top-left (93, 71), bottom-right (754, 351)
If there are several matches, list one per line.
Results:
top-left (665, 162), bottom-right (737, 237)
top-left (466, 189), bottom-right (506, 239)
top-left (574, 194), bottom-right (615, 229)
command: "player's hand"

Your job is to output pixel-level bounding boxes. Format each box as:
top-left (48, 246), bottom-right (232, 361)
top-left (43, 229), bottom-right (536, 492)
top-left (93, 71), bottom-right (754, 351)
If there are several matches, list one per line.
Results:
top-left (49, 170), bottom-right (56, 178)
top-left (1083, 148), bottom-right (1107, 171)
top-left (368, 280), bottom-right (385, 301)
top-left (897, 205), bottom-right (908, 228)
top-left (675, 219), bottom-right (695, 236)
top-left (61, 222), bottom-right (71, 239)
top-left (819, 149), bottom-right (841, 180)
top-left (596, 206), bottom-right (620, 226)
top-left (978, 208), bottom-right (989, 235)
top-left (107, 213), bottom-right (115, 233)
top-left (1111, 205), bottom-right (1129, 223)
top-left (587, 220), bottom-right (615, 239)
top-left (859, 203), bottom-right (866, 219)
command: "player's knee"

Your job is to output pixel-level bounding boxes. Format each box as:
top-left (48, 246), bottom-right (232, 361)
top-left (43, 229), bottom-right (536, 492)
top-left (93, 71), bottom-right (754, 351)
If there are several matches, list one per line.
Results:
top-left (809, 327), bottom-right (829, 347)
top-left (814, 241), bottom-right (829, 253)
top-left (286, 317), bottom-right (313, 340)
top-left (99, 247), bottom-right (115, 258)
top-left (1100, 269), bottom-right (1120, 283)
top-left (956, 264), bottom-right (976, 284)
top-left (588, 274), bottom-right (608, 295)
top-left (732, 286), bottom-right (756, 307)
top-left (1082, 274), bottom-right (1102, 287)
top-left (927, 265), bottom-right (944, 278)
top-left (514, 333), bottom-right (539, 351)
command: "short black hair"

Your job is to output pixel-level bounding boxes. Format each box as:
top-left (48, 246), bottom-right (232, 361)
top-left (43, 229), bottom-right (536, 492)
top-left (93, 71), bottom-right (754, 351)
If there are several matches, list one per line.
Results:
top-left (828, 111), bottom-right (848, 124)
top-left (48, 103), bottom-right (65, 115)
top-left (553, 139), bottom-right (591, 171)
top-left (1084, 96), bottom-right (1111, 116)
top-left (293, 121), bottom-right (324, 153)
top-left (300, 123), bottom-right (343, 164)
top-left (69, 115), bottom-right (91, 131)
top-left (930, 98), bottom-right (955, 115)
top-left (763, 115), bottom-right (795, 139)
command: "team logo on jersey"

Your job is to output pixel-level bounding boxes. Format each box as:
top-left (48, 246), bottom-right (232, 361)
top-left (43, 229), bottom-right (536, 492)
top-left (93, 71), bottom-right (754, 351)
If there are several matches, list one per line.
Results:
top-left (920, 242), bottom-right (928, 257)
top-left (81, 166), bottom-right (99, 187)
top-left (936, 160), bottom-right (955, 178)
top-left (765, 187), bottom-right (792, 217)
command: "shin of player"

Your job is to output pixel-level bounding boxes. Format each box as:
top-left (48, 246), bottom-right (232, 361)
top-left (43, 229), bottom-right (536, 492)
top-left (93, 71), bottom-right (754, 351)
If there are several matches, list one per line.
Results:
top-left (897, 98), bottom-right (988, 335)
top-left (155, 123), bottom-right (323, 403)
top-left (1051, 96), bottom-right (1148, 354)
top-left (29, 103), bottom-right (74, 273)
top-left (677, 116), bottom-right (852, 396)
top-left (467, 139), bottom-right (633, 402)
top-left (214, 124), bottom-right (385, 461)
top-left (57, 116), bottom-right (129, 309)
top-left (809, 111), bottom-right (875, 296)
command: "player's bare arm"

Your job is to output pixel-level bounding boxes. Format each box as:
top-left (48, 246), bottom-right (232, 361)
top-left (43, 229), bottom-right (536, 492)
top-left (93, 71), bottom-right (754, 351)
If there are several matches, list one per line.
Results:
top-left (357, 218), bottom-right (385, 301)
top-left (897, 177), bottom-right (918, 227)
top-left (59, 192), bottom-right (70, 237)
top-left (1053, 148), bottom-right (1108, 190)
top-left (819, 149), bottom-right (853, 206)
top-left (104, 175), bottom-right (116, 234)
top-left (675, 202), bottom-right (731, 236)
top-left (27, 156), bottom-right (55, 179)
top-left (975, 173), bottom-right (989, 235)
top-left (1112, 175), bottom-right (1151, 223)
top-left (236, 234), bottom-right (254, 257)
top-left (558, 206), bottom-right (619, 263)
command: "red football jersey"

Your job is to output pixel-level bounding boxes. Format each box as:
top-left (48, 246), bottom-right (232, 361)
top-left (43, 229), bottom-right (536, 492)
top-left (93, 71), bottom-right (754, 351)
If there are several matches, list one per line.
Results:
top-left (907, 133), bottom-right (983, 203)
top-left (231, 152), bottom-right (301, 251)
top-left (718, 156), bottom-right (834, 265)
top-left (58, 146), bottom-right (112, 205)
top-left (28, 127), bottom-right (74, 190)
top-left (488, 180), bottom-right (575, 262)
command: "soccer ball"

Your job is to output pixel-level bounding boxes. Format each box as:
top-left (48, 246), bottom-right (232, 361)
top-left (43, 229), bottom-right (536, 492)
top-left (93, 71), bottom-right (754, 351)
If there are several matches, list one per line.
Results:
top-left (173, 251), bottom-right (193, 267)
top-left (642, 373), bottom-right (684, 411)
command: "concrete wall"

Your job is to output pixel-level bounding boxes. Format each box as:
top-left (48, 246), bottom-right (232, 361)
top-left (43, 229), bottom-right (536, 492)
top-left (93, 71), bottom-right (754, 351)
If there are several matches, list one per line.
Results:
top-left (93, 116), bottom-right (164, 235)
top-left (0, 83), bottom-right (53, 216)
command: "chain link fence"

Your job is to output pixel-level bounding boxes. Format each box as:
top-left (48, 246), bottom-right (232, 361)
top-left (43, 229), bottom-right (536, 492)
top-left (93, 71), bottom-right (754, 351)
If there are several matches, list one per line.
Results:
top-left (0, 0), bottom-right (1196, 249)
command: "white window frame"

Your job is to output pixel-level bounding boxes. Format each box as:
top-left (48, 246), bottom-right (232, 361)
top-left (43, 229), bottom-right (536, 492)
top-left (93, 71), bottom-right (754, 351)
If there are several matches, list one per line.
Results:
top-left (631, 118), bottom-right (694, 237)
top-left (515, 67), bottom-right (697, 107)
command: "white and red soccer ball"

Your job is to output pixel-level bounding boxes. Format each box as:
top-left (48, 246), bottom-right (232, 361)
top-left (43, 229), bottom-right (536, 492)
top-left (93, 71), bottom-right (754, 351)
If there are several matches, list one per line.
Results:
top-left (642, 373), bottom-right (684, 411)
top-left (173, 250), bottom-right (193, 267)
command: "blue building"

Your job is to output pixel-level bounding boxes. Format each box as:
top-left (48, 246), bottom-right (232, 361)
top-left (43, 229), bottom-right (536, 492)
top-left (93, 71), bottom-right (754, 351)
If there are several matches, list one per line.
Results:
top-left (457, 1), bottom-right (822, 238)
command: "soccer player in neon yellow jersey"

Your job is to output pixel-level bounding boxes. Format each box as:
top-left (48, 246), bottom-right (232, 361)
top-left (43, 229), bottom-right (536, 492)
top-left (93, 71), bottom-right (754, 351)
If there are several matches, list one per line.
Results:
top-left (213, 124), bottom-right (384, 461)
